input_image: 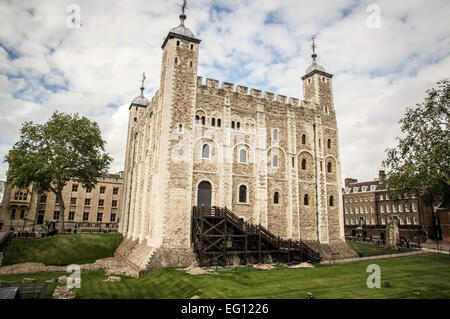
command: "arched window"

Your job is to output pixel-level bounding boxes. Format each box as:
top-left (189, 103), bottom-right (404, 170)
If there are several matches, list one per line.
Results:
top-left (239, 185), bottom-right (247, 203)
top-left (273, 155), bottom-right (278, 167)
top-left (175, 57), bottom-right (178, 64)
top-left (217, 119), bottom-right (221, 127)
top-left (19, 192), bottom-right (23, 200)
top-left (201, 116), bottom-right (206, 125)
top-left (292, 157), bottom-right (295, 167)
top-left (211, 118), bottom-right (216, 126)
top-left (176, 40), bottom-right (180, 46)
top-left (195, 115), bottom-right (200, 125)
top-left (327, 162), bottom-right (332, 173)
top-left (239, 149), bottom-right (247, 163)
top-left (273, 128), bottom-right (278, 141)
top-left (202, 144), bottom-right (210, 159)
top-left (301, 158), bottom-right (306, 170)
top-left (237, 122), bottom-right (240, 130)
top-left (329, 196), bottom-right (334, 206)
top-left (231, 121), bottom-right (235, 129)
top-left (302, 134), bottom-right (306, 145)
top-left (178, 124), bottom-right (183, 134)
top-left (190, 44), bottom-right (194, 50)
top-left (190, 61), bottom-right (193, 68)
top-left (304, 194), bottom-right (309, 206)
top-left (14, 192), bottom-right (18, 200)
top-left (327, 139), bottom-right (331, 149)
top-left (274, 192), bottom-right (279, 204)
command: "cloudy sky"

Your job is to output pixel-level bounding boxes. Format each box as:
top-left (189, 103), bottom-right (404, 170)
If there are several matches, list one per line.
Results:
top-left (0, 0), bottom-right (449, 183)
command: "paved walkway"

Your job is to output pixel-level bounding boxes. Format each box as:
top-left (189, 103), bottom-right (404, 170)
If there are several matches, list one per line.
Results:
top-left (320, 250), bottom-right (430, 264)
top-left (420, 240), bottom-right (450, 254)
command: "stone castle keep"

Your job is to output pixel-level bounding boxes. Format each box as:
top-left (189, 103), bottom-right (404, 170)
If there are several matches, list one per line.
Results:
top-left (117, 10), bottom-right (353, 271)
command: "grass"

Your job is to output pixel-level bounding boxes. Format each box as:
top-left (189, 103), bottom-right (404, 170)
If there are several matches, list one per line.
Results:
top-left (2, 233), bottom-right (123, 266)
top-left (347, 241), bottom-right (415, 257)
top-left (0, 254), bottom-right (449, 299)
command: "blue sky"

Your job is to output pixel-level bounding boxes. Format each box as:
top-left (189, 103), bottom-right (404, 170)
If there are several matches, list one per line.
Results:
top-left (0, 0), bottom-right (449, 183)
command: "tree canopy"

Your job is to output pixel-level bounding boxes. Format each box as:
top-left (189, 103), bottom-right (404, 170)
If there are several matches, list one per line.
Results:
top-left (383, 79), bottom-right (450, 209)
top-left (5, 111), bottom-right (112, 232)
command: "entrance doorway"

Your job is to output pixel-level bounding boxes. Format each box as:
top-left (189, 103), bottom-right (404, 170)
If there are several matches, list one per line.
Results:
top-left (197, 181), bottom-right (212, 207)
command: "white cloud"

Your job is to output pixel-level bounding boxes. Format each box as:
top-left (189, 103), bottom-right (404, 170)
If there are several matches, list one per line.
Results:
top-left (0, 0), bottom-right (449, 185)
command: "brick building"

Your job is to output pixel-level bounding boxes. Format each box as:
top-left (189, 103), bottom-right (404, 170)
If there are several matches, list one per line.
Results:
top-left (0, 173), bottom-right (123, 232)
top-left (343, 170), bottom-right (437, 243)
top-left (118, 9), bottom-right (355, 271)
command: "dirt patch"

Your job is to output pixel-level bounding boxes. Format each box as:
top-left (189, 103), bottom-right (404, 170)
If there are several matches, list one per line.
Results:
top-left (253, 264), bottom-right (275, 270)
top-left (103, 276), bottom-right (122, 282)
top-left (289, 262), bottom-right (314, 268)
top-left (184, 266), bottom-right (209, 275)
top-left (52, 286), bottom-right (76, 299)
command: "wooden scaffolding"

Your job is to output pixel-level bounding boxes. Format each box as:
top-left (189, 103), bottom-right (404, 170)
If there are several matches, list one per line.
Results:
top-left (191, 206), bottom-right (321, 266)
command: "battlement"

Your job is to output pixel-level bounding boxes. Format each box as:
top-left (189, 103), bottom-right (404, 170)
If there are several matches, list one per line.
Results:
top-left (197, 76), bottom-right (301, 106)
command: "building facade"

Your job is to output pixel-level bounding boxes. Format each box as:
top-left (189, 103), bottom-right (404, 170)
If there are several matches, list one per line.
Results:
top-left (119, 10), bottom-right (353, 270)
top-left (343, 170), bottom-right (437, 243)
top-left (0, 173), bottom-right (123, 232)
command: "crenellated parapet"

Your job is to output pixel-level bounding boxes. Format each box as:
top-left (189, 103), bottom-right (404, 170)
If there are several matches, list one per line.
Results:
top-left (197, 76), bottom-right (302, 107)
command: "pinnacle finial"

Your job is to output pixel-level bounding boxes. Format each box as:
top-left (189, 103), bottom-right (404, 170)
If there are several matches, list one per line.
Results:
top-left (311, 35), bottom-right (317, 63)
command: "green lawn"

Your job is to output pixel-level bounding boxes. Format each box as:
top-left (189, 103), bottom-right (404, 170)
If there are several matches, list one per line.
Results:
top-left (0, 254), bottom-right (449, 299)
top-left (2, 233), bottom-right (123, 266)
top-left (347, 241), bottom-right (415, 257)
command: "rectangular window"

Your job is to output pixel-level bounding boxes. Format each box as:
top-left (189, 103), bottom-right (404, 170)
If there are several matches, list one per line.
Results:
top-left (99, 199), bottom-right (104, 207)
top-left (405, 203), bottom-right (410, 212)
top-left (40, 195), bottom-right (47, 203)
top-left (113, 187), bottom-right (119, 195)
top-left (412, 202), bottom-right (417, 212)
top-left (110, 214), bottom-right (116, 222)
top-left (20, 209), bottom-right (25, 219)
top-left (365, 196), bottom-right (368, 202)
top-left (70, 197), bottom-right (77, 205)
top-left (100, 186), bottom-right (106, 194)
top-left (380, 205), bottom-right (384, 213)
top-left (414, 217), bottom-right (419, 225)
top-left (407, 217), bottom-right (411, 225)
top-left (72, 184), bottom-right (78, 192)
top-left (393, 205), bottom-right (397, 212)
top-left (386, 205), bottom-right (391, 213)
top-left (68, 212), bottom-right (75, 221)
top-left (345, 198), bottom-right (348, 204)
top-left (85, 198), bottom-right (91, 206)
top-left (370, 196), bottom-right (374, 201)
top-left (345, 207), bottom-right (348, 214)
top-left (10, 209), bottom-right (16, 220)
top-left (350, 207), bottom-right (354, 214)
top-left (97, 213), bottom-right (103, 222)
top-left (380, 195), bottom-right (384, 201)
top-left (54, 211), bottom-right (60, 220)
top-left (399, 204), bottom-right (403, 212)
top-left (381, 218), bottom-right (385, 225)
top-left (83, 212), bottom-right (89, 221)
top-left (112, 200), bottom-right (117, 207)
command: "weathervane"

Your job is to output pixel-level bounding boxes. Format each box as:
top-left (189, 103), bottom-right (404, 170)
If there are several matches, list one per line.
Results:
top-left (179, 0), bottom-right (188, 25)
top-left (140, 72), bottom-right (146, 95)
top-left (181, 0), bottom-right (187, 14)
top-left (311, 35), bottom-right (317, 63)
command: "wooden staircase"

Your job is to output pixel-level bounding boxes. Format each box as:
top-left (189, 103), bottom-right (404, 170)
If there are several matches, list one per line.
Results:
top-left (192, 206), bottom-right (321, 266)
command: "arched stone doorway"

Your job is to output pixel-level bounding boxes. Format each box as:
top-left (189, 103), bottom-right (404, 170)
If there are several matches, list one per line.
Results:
top-left (197, 181), bottom-right (212, 207)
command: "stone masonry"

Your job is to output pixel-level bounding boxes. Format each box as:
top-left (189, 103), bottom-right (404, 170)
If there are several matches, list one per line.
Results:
top-left (119, 11), bottom-right (352, 271)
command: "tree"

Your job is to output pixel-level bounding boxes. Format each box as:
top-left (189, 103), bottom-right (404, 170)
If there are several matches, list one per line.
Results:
top-left (5, 111), bottom-right (112, 233)
top-left (383, 79), bottom-right (450, 209)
